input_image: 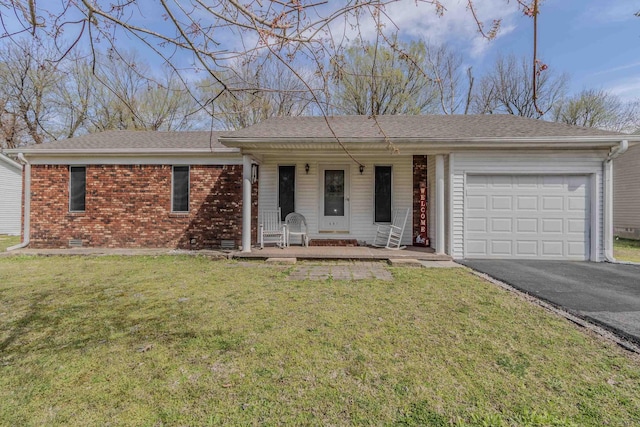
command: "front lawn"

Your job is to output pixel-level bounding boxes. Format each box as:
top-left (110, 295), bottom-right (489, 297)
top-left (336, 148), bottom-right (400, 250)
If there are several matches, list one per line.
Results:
top-left (0, 234), bottom-right (20, 252)
top-left (615, 238), bottom-right (640, 263)
top-left (1, 256), bottom-right (639, 426)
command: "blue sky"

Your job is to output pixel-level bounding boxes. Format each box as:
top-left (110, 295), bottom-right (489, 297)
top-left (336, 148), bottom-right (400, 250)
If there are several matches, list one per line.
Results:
top-left (466, 0), bottom-right (640, 100)
top-left (2, 0), bottom-right (638, 101)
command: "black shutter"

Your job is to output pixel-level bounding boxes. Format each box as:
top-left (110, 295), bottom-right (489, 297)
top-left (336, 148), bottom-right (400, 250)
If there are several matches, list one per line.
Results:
top-left (278, 166), bottom-right (296, 221)
top-left (375, 166), bottom-right (392, 222)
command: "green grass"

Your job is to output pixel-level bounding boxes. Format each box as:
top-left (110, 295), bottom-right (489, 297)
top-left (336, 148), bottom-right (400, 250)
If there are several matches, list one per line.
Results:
top-left (615, 238), bottom-right (640, 263)
top-left (1, 256), bottom-right (640, 426)
top-left (0, 234), bottom-right (20, 252)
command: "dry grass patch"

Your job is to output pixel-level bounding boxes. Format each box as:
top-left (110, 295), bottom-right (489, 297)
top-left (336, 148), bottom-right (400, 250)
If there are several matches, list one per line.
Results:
top-left (1, 256), bottom-right (639, 426)
top-left (0, 235), bottom-right (20, 252)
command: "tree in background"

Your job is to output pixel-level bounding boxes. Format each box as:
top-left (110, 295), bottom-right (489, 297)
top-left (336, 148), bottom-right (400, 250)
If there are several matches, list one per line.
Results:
top-left (423, 43), bottom-right (474, 115)
top-left (552, 89), bottom-right (640, 133)
top-left (0, 39), bottom-right (62, 147)
top-left (331, 40), bottom-right (438, 116)
top-left (199, 57), bottom-right (317, 130)
top-left (86, 50), bottom-right (198, 132)
top-left (472, 54), bottom-right (568, 118)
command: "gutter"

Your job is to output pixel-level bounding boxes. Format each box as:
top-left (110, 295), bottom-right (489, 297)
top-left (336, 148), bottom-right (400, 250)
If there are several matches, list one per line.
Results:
top-left (603, 140), bottom-right (629, 262)
top-left (7, 153), bottom-right (30, 251)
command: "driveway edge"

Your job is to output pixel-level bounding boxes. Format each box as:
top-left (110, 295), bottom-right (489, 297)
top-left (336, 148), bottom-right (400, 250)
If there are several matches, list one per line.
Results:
top-left (469, 270), bottom-right (640, 355)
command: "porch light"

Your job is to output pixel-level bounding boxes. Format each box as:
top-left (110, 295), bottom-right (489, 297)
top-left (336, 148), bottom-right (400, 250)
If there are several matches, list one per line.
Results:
top-left (359, 164), bottom-right (365, 175)
top-left (305, 163), bottom-right (310, 174)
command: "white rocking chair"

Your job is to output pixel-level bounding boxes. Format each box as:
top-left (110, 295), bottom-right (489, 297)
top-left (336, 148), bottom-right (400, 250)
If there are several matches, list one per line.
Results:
top-left (372, 208), bottom-right (410, 250)
top-left (259, 208), bottom-right (286, 249)
top-left (284, 212), bottom-right (309, 247)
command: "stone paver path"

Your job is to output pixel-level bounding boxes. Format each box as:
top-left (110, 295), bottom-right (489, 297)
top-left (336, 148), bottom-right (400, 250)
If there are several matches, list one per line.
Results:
top-left (288, 262), bottom-right (393, 281)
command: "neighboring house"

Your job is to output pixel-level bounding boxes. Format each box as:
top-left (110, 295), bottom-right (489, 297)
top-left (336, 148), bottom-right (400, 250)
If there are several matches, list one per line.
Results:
top-left (7, 115), bottom-right (639, 261)
top-left (614, 143), bottom-right (640, 240)
top-left (0, 153), bottom-right (22, 235)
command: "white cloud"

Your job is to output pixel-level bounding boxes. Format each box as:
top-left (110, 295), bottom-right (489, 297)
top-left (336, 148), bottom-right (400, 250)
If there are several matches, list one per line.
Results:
top-left (606, 77), bottom-right (640, 101)
top-left (332, 0), bottom-right (522, 57)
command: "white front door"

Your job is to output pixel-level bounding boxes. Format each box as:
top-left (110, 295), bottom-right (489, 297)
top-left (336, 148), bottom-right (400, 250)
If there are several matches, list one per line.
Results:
top-left (319, 166), bottom-right (350, 232)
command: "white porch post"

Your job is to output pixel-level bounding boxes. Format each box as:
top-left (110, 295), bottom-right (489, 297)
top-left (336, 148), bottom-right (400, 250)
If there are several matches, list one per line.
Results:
top-left (435, 154), bottom-right (445, 254)
top-left (241, 155), bottom-right (252, 253)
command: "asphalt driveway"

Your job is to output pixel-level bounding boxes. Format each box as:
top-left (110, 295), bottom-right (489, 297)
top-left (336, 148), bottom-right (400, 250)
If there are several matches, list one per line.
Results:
top-left (458, 260), bottom-right (640, 345)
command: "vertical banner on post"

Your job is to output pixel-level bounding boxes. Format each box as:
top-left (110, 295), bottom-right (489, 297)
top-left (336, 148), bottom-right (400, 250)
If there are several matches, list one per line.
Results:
top-left (415, 182), bottom-right (428, 246)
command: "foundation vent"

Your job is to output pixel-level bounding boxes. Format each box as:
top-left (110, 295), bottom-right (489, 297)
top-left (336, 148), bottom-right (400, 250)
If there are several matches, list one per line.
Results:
top-left (68, 239), bottom-right (83, 248)
top-left (220, 240), bottom-right (236, 250)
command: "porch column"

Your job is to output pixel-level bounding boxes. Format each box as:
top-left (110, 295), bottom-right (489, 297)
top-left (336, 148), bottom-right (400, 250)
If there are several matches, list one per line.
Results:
top-left (241, 155), bottom-right (252, 253)
top-left (435, 154), bottom-right (445, 254)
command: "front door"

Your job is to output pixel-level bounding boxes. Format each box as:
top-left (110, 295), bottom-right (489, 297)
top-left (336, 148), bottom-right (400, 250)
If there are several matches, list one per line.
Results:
top-left (319, 166), bottom-right (350, 232)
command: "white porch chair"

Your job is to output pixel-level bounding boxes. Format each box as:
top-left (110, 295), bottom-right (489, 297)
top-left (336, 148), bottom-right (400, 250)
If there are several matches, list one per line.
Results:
top-left (284, 212), bottom-right (309, 247)
top-left (259, 208), bottom-right (286, 249)
top-left (372, 208), bottom-right (411, 250)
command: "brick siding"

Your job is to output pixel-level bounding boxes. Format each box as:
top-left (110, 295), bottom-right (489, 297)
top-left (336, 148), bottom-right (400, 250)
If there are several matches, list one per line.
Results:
top-left (28, 164), bottom-right (257, 249)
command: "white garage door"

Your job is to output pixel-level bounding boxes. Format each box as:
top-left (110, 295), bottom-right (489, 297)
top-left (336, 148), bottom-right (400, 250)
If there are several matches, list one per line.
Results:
top-left (465, 175), bottom-right (590, 260)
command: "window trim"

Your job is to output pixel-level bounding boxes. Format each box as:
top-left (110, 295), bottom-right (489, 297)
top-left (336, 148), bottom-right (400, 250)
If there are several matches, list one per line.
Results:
top-left (171, 165), bottom-right (190, 213)
top-left (69, 165), bottom-right (87, 213)
top-left (374, 165), bottom-right (393, 224)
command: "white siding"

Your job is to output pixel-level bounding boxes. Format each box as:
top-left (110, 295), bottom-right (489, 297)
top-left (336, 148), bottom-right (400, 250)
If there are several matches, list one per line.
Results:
top-left (0, 156), bottom-right (22, 235)
top-left (451, 151), bottom-right (606, 261)
top-left (258, 154), bottom-right (413, 246)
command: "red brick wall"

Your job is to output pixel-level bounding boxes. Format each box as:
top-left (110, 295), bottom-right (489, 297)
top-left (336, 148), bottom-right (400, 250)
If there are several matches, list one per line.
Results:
top-left (28, 164), bottom-right (257, 249)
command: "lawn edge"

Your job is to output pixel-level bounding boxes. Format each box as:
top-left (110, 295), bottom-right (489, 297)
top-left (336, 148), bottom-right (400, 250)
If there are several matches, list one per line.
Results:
top-left (469, 269), bottom-right (640, 356)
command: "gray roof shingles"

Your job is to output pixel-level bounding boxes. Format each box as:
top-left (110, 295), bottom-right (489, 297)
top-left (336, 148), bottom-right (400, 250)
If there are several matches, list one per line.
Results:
top-left (223, 115), bottom-right (622, 140)
top-left (16, 115), bottom-right (624, 153)
top-left (21, 130), bottom-right (228, 151)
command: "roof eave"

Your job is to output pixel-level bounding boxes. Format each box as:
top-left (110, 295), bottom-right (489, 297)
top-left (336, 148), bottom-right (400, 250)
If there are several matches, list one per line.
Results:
top-left (5, 147), bottom-right (241, 156)
top-left (219, 136), bottom-right (637, 151)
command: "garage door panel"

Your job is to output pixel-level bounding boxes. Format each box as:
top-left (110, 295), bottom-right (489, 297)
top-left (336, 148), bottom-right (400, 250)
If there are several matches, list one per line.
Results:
top-left (490, 176), bottom-right (513, 188)
top-left (467, 195), bottom-right (487, 210)
top-left (517, 196), bottom-right (538, 210)
top-left (542, 176), bottom-right (565, 188)
top-left (490, 218), bottom-right (513, 233)
top-left (465, 174), bottom-right (590, 260)
top-left (542, 196), bottom-right (564, 211)
top-left (467, 218), bottom-right (487, 232)
top-left (466, 240), bottom-right (487, 255)
top-left (516, 218), bottom-right (538, 233)
top-left (542, 219), bottom-right (563, 233)
top-left (491, 196), bottom-right (512, 210)
top-left (567, 219), bottom-right (586, 233)
top-left (516, 241), bottom-right (538, 256)
top-left (568, 196), bottom-right (587, 211)
top-left (542, 241), bottom-right (564, 256)
top-left (491, 240), bottom-right (513, 255)
top-left (567, 241), bottom-right (587, 256)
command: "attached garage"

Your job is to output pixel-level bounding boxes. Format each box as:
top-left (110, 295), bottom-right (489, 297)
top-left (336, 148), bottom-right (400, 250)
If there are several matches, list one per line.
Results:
top-left (464, 174), bottom-right (590, 260)
top-left (450, 150), bottom-right (606, 262)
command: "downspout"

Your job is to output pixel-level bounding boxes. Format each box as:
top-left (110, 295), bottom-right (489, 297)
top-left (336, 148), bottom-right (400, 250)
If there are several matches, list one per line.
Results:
top-left (8, 153), bottom-right (31, 251)
top-left (603, 140), bottom-right (628, 262)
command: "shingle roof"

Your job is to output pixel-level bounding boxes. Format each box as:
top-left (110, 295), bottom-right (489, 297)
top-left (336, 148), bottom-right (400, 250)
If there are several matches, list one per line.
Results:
top-left (223, 115), bottom-right (622, 141)
top-left (20, 130), bottom-right (230, 151)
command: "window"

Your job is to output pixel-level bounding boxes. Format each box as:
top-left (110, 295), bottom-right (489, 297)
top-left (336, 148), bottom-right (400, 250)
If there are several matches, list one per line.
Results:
top-left (69, 166), bottom-right (86, 212)
top-left (374, 166), bottom-right (392, 222)
top-left (172, 166), bottom-right (190, 212)
top-left (278, 165), bottom-right (295, 221)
